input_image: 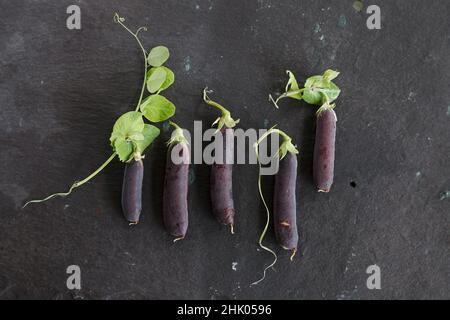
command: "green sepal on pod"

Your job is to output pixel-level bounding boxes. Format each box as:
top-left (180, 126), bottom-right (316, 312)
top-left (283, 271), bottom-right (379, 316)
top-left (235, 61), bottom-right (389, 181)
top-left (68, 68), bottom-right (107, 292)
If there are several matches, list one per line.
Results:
top-left (167, 121), bottom-right (189, 147)
top-left (202, 87), bottom-right (240, 132)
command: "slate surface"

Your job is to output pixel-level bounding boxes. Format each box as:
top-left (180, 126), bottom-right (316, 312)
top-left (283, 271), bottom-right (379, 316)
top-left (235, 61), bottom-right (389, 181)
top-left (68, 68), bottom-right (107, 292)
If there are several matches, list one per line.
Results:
top-left (0, 0), bottom-right (449, 300)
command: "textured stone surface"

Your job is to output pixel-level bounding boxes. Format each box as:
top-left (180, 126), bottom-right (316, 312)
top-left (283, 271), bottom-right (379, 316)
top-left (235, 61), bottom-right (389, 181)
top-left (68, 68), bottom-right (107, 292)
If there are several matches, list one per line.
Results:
top-left (0, 0), bottom-right (448, 299)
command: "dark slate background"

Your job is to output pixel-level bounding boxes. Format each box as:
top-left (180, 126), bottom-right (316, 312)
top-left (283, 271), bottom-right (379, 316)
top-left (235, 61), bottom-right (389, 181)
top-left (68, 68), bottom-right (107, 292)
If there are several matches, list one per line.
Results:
top-left (0, 0), bottom-right (449, 300)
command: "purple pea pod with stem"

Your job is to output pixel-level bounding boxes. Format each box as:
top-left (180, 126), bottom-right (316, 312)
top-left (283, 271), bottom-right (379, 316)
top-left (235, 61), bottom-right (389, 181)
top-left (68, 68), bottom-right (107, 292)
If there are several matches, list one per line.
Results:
top-left (202, 88), bottom-right (240, 234)
top-left (252, 127), bottom-right (299, 286)
top-left (163, 121), bottom-right (190, 241)
top-left (23, 14), bottom-right (177, 225)
top-left (270, 69), bottom-right (341, 192)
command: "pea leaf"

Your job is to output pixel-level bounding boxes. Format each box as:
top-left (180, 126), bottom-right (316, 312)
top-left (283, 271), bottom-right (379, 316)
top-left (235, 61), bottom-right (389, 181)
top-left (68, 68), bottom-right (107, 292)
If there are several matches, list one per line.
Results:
top-left (272, 68), bottom-right (341, 108)
top-left (140, 94), bottom-right (176, 122)
top-left (303, 75), bottom-right (340, 105)
top-left (110, 111), bottom-right (146, 161)
top-left (146, 66), bottom-right (174, 93)
top-left (134, 124), bottom-right (160, 153)
top-left (146, 67), bottom-right (167, 93)
top-left (304, 75), bottom-right (323, 88)
top-left (110, 111), bottom-right (144, 145)
top-left (285, 70), bottom-right (300, 92)
top-left (147, 46), bottom-right (170, 67)
top-left (302, 87), bottom-right (322, 105)
top-left (271, 71), bottom-right (303, 106)
top-left (114, 137), bottom-right (134, 162)
top-left (128, 132), bottom-right (145, 141)
top-left (323, 69), bottom-right (340, 82)
top-left (158, 66), bottom-right (175, 92)
top-left (318, 82), bottom-right (340, 101)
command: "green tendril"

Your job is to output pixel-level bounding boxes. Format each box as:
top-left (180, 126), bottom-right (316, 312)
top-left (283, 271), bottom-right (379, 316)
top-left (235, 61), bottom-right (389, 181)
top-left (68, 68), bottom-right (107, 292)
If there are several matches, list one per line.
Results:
top-left (250, 144), bottom-right (278, 286)
top-left (250, 126), bottom-right (299, 286)
top-left (23, 153), bottom-right (117, 208)
top-left (114, 12), bottom-right (148, 111)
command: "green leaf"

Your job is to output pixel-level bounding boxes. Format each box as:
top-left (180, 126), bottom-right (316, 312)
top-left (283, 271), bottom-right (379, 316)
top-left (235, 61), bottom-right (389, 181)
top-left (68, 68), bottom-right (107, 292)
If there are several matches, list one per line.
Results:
top-left (158, 66), bottom-right (175, 92)
top-left (110, 111), bottom-right (144, 145)
top-left (303, 76), bottom-right (340, 105)
top-left (128, 132), bottom-right (145, 141)
top-left (323, 69), bottom-right (340, 82)
top-left (147, 46), bottom-right (170, 67)
top-left (304, 75), bottom-right (323, 88)
top-left (318, 82), bottom-right (341, 101)
top-left (135, 124), bottom-right (160, 153)
top-left (146, 66), bottom-right (175, 93)
top-left (146, 67), bottom-right (167, 93)
top-left (288, 91), bottom-right (303, 100)
top-left (285, 70), bottom-right (300, 92)
top-left (302, 87), bottom-right (323, 105)
top-left (114, 137), bottom-right (134, 162)
top-left (272, 71), bottom-right (302, 104)
top-left (110, 111), bottom-right (147, 161)
top-left (140, 94), bottom-right (176, 122)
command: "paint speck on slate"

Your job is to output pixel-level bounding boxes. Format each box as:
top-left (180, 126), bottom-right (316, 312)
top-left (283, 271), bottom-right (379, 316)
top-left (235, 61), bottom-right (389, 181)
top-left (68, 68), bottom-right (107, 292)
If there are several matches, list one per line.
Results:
top-left (263, 119), bottom-right (269, 128)
top-left (257, 0), bottom-right (272, 10)
top-left (195, 4), bottom-right (200, 10)
top-left (353, 0), bottom-right (364, 12)
top-left (338, 15), bottom-right (348, 28)
top-left (319, 35), bottom-right (325, 41)
top-left (188, 168), bottom-right (196, 185)
top-left (184, 56), bottom-right (191, 72)
top-left (313, 23), bottom-right (321, 33)
top-left (162, 121), bottom-right (171, 133)
top-left (64, 204), bottom-right (70, 210)
top-left (407, 91), bottom-right (417, 102)
top-left (440, 190), bottom-right (450, 200)
top-left (232, 262), bottom-right (238, 271)
top-left (415, 171), bottom-right (421, 179)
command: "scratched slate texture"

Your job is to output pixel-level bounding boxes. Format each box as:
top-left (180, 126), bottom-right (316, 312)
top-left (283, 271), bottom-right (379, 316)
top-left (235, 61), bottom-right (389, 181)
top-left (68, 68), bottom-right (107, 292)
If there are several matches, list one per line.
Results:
top-left (0, 0), bottom-right (449, 300)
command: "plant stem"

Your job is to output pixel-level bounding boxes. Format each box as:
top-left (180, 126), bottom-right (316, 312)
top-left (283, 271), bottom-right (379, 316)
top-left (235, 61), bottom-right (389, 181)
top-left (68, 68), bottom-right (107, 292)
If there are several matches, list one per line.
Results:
top-left (203, 87), bottom-right (229, 114)
top-left (255, 127), bottom-right (291, 146)
top-left (23, 153), bottom-right (117, 208)
top-left (115, 14), bottom-right (148, 111)
top-left (169, 121), bottom-right (182, 130)
top-left (73, 153), bottom-right (117, 187)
